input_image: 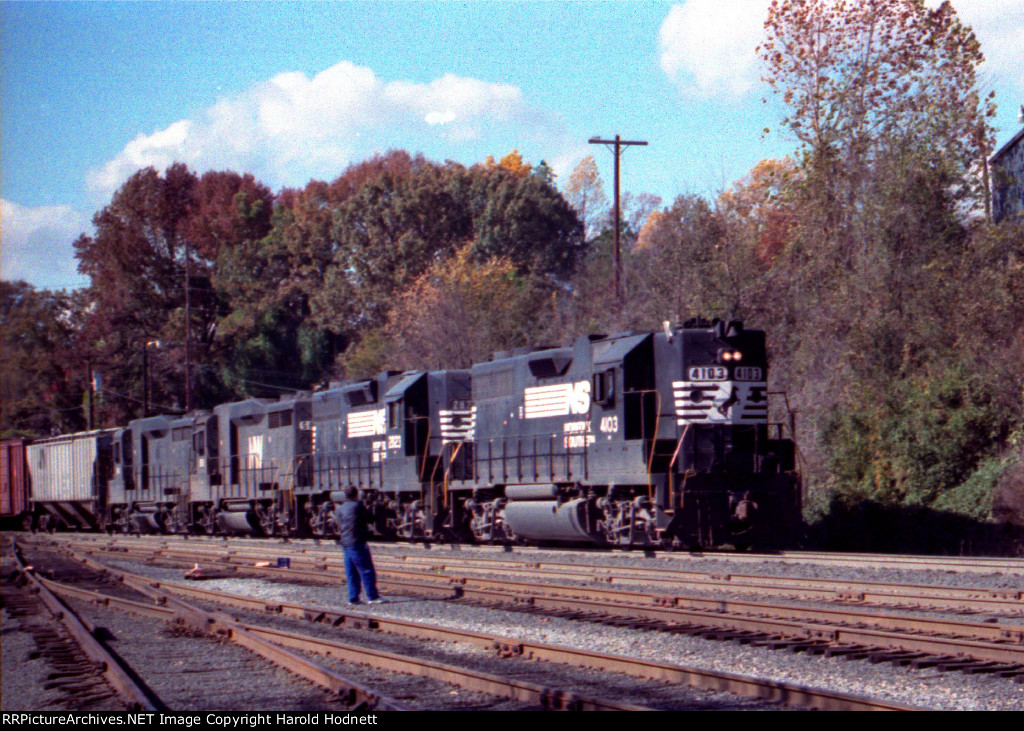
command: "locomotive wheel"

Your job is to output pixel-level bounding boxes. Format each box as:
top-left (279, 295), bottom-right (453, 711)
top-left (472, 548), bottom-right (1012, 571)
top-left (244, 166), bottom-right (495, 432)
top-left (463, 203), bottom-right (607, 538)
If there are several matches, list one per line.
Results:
top-left (196, 507), bottom-right (218, 535)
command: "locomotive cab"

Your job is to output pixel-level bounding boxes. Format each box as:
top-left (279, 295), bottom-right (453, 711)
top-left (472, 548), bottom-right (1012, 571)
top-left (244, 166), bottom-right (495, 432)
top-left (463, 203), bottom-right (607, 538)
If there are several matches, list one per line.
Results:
top-left (660, 318), bottom-right (801, 548)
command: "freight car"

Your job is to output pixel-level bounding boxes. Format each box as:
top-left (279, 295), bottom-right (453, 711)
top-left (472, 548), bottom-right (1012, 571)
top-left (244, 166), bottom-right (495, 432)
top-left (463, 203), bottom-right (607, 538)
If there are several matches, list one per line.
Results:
top-left (1, 437), bottom-right (31, 530)
top-left (25, 430), bottom-right (115, 531)
top-left (15, 319), bottom-right (802, 549)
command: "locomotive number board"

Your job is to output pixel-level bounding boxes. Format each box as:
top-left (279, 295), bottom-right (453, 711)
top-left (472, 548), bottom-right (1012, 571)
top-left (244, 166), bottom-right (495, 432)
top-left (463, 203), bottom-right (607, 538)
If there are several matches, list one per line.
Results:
top-left (688, 366), bottom-right (763, 381)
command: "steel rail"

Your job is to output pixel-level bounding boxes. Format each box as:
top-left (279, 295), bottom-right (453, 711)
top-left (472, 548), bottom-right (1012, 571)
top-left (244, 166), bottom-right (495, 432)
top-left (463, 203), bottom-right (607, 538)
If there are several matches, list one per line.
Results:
top-left (54, 545), bottom-right (919, 711)
top-left (44, 533), bottom-right (1024, 575)
top-left (774, 551), bottom-right (1024, 575)
top-left (71, 540), bottom-right (1024, 641)
top-left (370, 554), bottom-right (1024, 612)
top-left (240, 624), bottom-right (654, 711)
top-left (16, 539), bottom-right (410, 711)
top-left (49, 537), bottom-right (1024, 653)
top-left (38, 557), bottom-right (656, 711)
top-left (10, 542), bottom-right (166, 712)
top-left (47, 534), bottom-right (1024, 613)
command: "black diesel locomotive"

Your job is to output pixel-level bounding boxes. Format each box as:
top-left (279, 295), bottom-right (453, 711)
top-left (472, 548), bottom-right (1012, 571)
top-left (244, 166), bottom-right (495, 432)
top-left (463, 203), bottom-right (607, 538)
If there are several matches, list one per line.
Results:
top-left (23, 319), bottom-right (801, 549)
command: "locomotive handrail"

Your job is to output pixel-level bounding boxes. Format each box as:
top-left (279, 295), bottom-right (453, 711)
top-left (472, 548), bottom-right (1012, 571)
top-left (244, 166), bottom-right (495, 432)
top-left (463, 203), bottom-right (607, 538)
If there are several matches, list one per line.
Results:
top-left (418, 416), bottom-right (431, 483)
top-left (643, 389), bottom-right (662, 500)
top-left (209, 456), bottom-right (280, 501)
top-left (469, 435), bottom-right (588, 488)
top-left (442, 441), bottom-right (463, 508)
top-left (668, 424), bottom-right (693, 510)
top-left (308, 445), bottom-right (389, 493)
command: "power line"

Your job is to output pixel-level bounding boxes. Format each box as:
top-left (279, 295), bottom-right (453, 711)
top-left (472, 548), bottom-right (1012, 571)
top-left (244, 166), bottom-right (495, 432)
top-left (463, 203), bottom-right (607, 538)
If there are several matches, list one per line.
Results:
top-left (588, 134), bottom-right (648, 302)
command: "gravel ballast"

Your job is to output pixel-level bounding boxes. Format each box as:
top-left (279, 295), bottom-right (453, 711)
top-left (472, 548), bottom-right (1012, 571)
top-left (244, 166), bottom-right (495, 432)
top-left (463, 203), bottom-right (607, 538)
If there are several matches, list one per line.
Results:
top-left (102, 551), bottom-right (1024, 711)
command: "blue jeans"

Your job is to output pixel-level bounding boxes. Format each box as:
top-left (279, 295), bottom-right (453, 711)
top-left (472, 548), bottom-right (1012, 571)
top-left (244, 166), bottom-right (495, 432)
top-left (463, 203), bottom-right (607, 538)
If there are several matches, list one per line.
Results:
top-left (342, 543), bottom-right (379, 603)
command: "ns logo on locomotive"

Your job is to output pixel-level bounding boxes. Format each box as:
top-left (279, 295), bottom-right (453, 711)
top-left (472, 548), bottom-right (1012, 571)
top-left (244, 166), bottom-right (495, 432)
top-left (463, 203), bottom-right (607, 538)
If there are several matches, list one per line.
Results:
top-left (7, 318), bottom-right (801, 549)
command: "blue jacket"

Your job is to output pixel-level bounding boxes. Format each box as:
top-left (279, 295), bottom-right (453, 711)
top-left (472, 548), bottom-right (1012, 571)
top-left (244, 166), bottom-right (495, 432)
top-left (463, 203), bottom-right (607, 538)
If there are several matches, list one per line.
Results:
top-left (335, 500), bottom-right (372, 547)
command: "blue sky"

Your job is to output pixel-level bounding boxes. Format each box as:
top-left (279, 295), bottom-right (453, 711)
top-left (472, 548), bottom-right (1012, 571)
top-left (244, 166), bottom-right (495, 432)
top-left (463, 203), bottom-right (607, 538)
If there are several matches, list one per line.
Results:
top-left (2, 0), bottom-right (1022, 290)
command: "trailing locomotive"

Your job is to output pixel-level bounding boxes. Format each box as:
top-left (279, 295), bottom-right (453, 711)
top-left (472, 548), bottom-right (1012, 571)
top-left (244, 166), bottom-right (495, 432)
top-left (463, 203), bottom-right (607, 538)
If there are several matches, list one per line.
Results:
top-left (17, 319), bottom-right (801, 549)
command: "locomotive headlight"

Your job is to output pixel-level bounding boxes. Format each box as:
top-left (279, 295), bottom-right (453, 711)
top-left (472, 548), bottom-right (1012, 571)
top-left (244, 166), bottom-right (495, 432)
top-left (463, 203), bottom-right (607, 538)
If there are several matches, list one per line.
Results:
top-left (718, 349), bottom-right (743, 363)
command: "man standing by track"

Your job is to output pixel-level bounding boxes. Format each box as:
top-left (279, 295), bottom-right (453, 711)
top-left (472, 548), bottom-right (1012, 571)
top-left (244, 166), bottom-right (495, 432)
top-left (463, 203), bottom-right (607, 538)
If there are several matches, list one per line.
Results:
top-left (334, 485), bottom-right (386, 605)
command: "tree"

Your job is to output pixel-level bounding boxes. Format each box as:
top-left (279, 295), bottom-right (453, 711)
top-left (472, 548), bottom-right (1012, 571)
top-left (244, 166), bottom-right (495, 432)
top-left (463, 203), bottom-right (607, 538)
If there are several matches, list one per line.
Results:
top-left (327, 157), bottom-right (473, 334)
top-left (751, 0), bottom-right (1024, 536)
top-left (0, 282), bottom-right (83, 435)
top-left (564, 156), bottom-right (609, 242)
top-left (629, 194), bottom-right (728, 323)
top-left (716, 158), bottom-right (798, 266)
top-left (73, 164), bottom-right (199, 422)
top-left (486, 149), bottom-right (532, 178)
top-left (761, 0), bottom-right (993, 158)
top-left (342, 244), bottom-right (551, 375)
top-left (760, 0), bottom-right (996, 251)
top-left (212, 179), bottom-right (337, 396)
top-left (73, 164), bottom-right (280, 415)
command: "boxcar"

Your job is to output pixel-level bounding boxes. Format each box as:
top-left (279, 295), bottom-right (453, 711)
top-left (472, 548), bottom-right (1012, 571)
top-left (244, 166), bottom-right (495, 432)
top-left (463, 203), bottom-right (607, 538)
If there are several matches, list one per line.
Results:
top-left (1, 437), bottom-right (31, 529)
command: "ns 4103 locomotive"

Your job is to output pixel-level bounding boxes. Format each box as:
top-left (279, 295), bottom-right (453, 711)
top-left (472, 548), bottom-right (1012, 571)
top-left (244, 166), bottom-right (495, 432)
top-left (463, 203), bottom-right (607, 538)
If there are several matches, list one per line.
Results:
top-left (16, 319), bottom-right (802, 549)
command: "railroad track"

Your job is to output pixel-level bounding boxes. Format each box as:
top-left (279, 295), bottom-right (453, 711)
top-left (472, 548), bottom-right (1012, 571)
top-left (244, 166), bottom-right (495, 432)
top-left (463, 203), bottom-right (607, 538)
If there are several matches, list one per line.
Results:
top-left (7, 539), bottom-right (412, 711)
top-left (1, 558), bottom-right (159, 711)
top-left (36, 531), bottom-right (1024, 574)
top-left (17, 536), bottom-right (921, 711)
top-left (38, 533), bottom-right (1024, 680)
top-left (342, 553), bottom-right (1024, 616)
top-left (10, 538), bottom-right (729, 711)
top-left (47, 534), bottom-right (1024, 615)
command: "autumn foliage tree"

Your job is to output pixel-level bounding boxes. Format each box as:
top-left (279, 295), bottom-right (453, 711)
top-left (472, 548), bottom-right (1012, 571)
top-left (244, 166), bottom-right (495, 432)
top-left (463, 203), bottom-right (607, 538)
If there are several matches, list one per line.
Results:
top-left (73, 165), bottom-right (275, 419)
top-left (756, 0), bottom-right (1017, 524)
top-left (565, 156), bottom-right (609, 242)
top-left (761, 0), bottom-right (995, 249)
top-left (343, 244), bottom-right (551, 377)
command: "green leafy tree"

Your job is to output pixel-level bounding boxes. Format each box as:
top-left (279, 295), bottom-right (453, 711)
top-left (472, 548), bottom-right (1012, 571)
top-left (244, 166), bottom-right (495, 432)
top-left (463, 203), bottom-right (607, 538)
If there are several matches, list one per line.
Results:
top-left (466, 159), bottom-right (584, 278)
top-left (214, 179), bottom-right (340, 396)
top-left (1, 282), bottom-right (83, 435)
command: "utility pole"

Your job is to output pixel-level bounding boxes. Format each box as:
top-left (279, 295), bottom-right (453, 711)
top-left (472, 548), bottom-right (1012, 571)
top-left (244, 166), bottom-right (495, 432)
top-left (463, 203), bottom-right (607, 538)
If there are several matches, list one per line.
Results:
top-left (143, 339), bottom-right (160, 418)
top-left (184, 238), bottom-right (193, 413)
top-left (87, 358), bottom-right (93, 431)
top-left (588, 134), bottom-right (648, 301)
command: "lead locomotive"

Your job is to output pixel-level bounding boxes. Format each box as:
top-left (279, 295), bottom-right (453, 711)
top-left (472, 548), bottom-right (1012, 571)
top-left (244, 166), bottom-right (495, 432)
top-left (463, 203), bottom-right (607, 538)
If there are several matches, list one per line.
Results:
top-left (22, 319), bottom-right (801, 549)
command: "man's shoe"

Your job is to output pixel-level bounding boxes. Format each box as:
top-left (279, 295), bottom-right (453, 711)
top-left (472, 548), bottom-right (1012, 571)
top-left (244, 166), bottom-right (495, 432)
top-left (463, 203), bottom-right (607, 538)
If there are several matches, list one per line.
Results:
top-left (348, 599), bottom-right (361, 605)
top-left (367, 597), bottom-right (388, 604)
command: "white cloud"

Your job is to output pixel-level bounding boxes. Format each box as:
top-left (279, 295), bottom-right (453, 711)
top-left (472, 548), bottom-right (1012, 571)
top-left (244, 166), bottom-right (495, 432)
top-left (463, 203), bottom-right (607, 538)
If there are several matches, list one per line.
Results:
top-left (86, 61), bottom-right (545, 199)
top-left (658, 0), bottom-right (771, 100)
top-left (656, 0), bottom-right (1023, 121)
top-left (0, 200), bottom-right (91, 290)
top-left (938, 0), bottom-right (1024, 96)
